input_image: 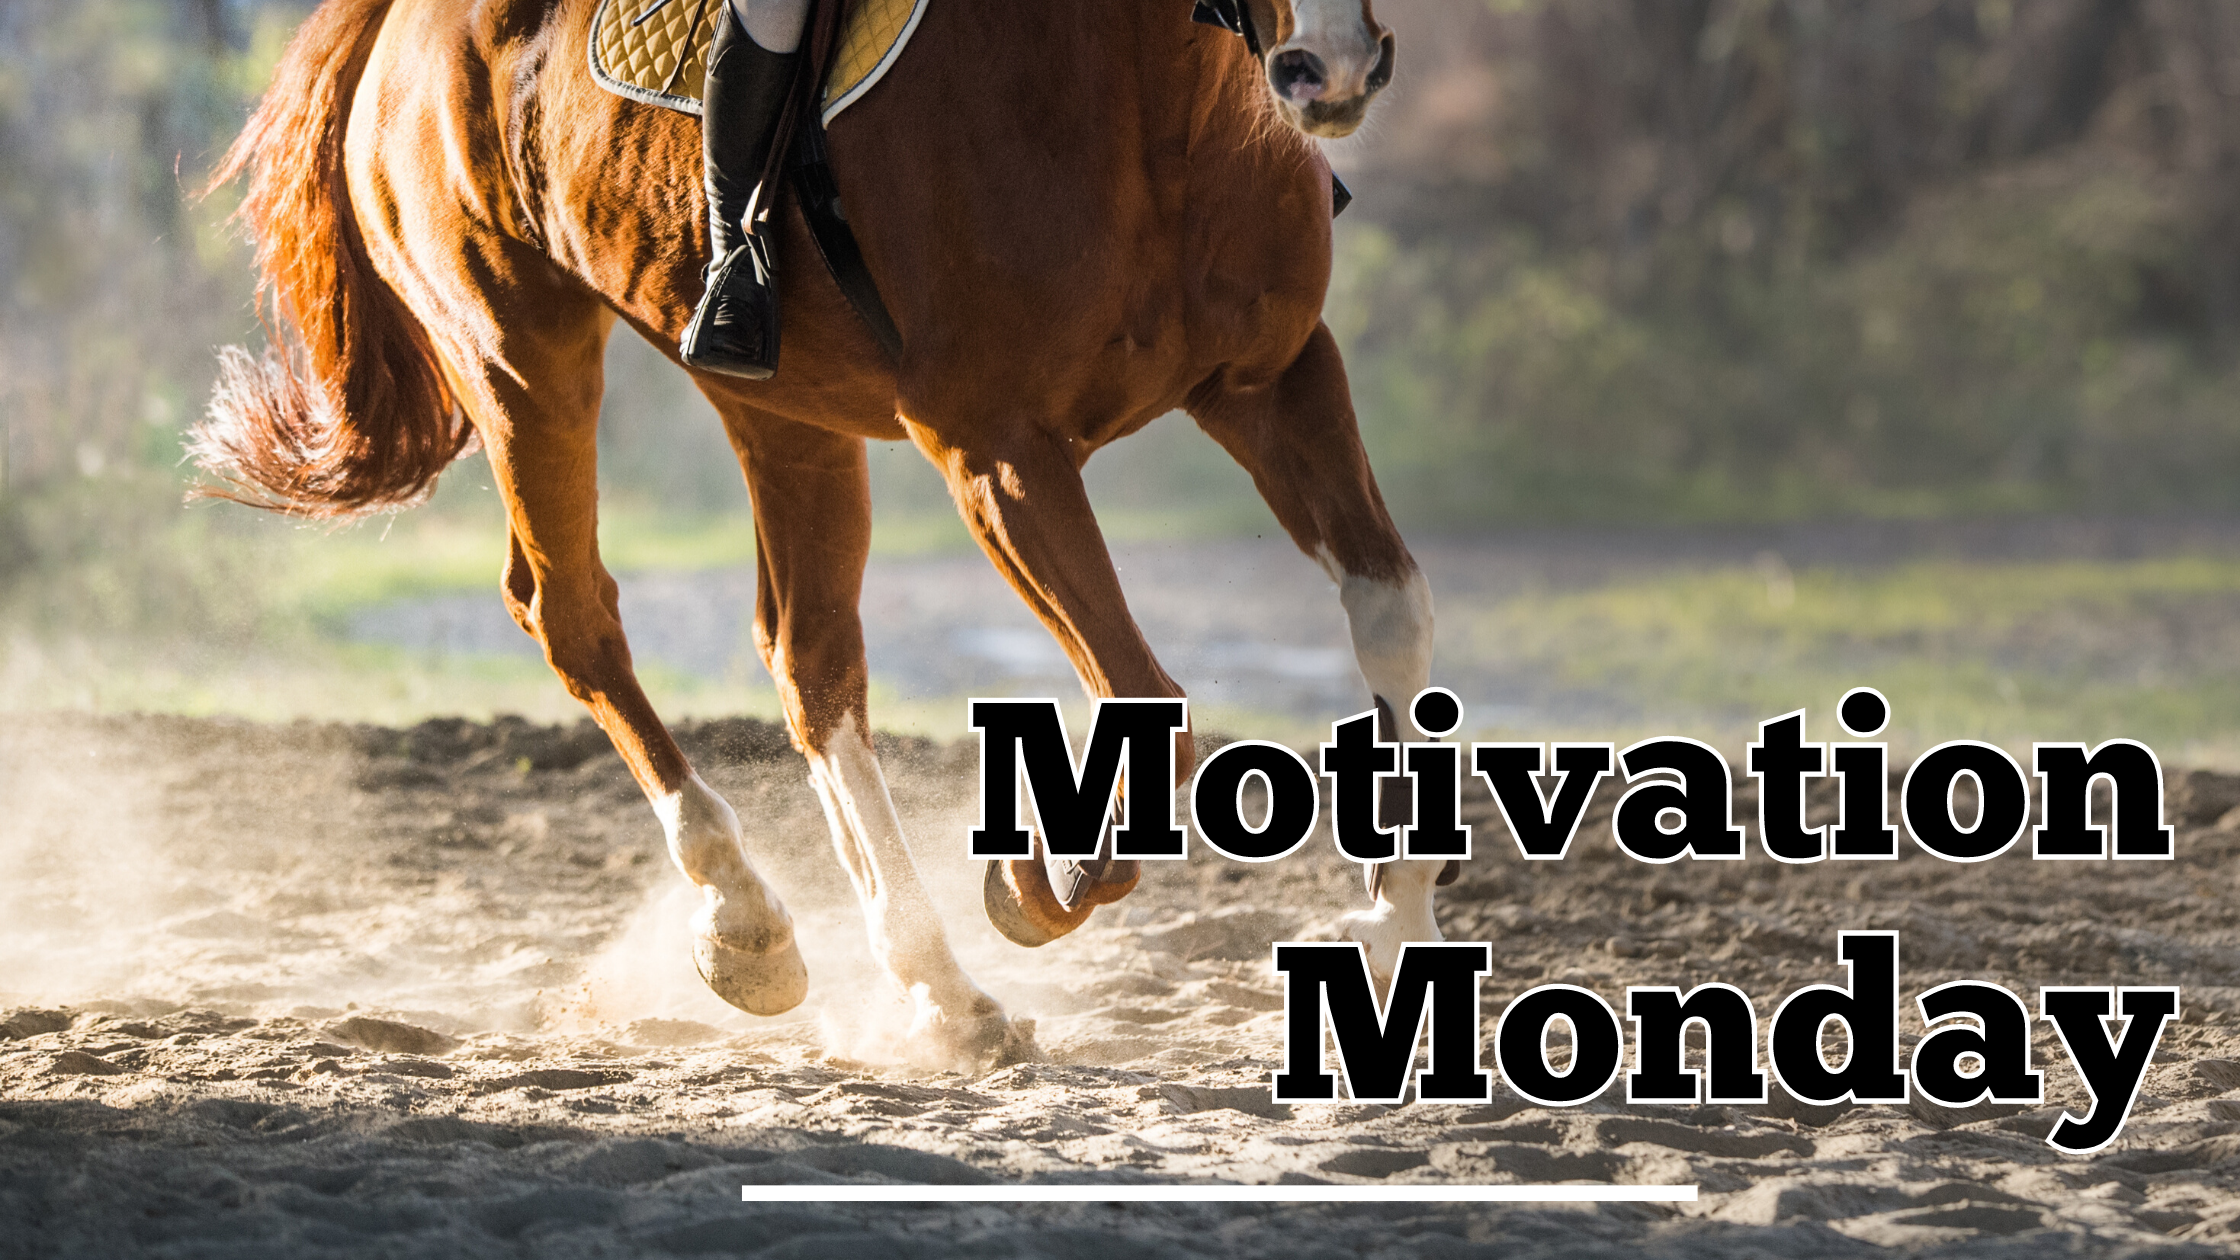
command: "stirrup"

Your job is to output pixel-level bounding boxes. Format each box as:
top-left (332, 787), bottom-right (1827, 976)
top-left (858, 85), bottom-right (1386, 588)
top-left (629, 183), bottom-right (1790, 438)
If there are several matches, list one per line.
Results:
top-left (681, 237), bottom-right (780, 380)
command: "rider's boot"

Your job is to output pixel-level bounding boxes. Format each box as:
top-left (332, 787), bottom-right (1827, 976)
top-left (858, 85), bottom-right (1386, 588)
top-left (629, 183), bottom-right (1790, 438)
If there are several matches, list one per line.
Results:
top-left (680, 8), bottom-right (798, 379)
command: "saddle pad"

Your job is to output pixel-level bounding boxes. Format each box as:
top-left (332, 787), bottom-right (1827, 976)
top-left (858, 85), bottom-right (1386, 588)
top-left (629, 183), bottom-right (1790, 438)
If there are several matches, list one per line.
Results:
top-left (588, 0), bottom-right (930, 124)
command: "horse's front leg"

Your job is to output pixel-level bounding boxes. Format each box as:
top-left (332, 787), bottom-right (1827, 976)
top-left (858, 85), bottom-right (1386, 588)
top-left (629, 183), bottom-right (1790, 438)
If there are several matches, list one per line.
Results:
top-left (714, 402), bottom-right (1027, 1070)
top-left (907, 416), bottom-right (1193, 946)
top-left (1190, 322), bottom-right (1441, 987)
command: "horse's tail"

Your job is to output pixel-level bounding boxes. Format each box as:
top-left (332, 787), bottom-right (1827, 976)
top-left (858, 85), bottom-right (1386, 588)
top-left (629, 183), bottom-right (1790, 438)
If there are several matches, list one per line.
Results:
top-left (191, 0), bottom-right (467, 518)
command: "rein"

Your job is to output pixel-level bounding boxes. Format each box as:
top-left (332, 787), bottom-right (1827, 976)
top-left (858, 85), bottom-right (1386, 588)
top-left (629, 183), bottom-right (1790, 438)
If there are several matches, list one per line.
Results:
top-left (1191, 0), bottom-right (1264, 57)
top-left (1191, 0), bottom-right (1353, 218)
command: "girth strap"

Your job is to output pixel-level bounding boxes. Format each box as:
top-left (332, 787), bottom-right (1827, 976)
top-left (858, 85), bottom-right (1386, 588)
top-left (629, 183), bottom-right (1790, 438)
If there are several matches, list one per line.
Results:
top-left (791, 115), bottom-right (904, 359)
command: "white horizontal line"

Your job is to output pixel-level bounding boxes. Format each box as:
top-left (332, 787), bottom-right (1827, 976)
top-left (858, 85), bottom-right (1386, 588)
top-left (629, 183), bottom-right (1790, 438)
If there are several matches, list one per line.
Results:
top-left (742, 1185), bottom-right (1697, 1204)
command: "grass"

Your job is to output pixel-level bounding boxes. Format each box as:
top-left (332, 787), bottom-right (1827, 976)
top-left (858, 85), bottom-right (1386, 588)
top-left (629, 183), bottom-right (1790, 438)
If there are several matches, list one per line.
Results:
top-left (13, 450), bottom-right (2240, 769)
top-left (0, 633), bottom-right (787, 728)
top-left (1441, 555), bottom-right (2240, 766)
top-left (272, 504), bottom-right (768, 624)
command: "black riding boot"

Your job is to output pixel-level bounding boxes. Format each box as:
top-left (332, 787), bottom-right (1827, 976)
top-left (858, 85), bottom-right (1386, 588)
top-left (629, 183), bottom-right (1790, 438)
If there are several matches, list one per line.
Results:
top-left (681, 11), bottom-right (797, 379)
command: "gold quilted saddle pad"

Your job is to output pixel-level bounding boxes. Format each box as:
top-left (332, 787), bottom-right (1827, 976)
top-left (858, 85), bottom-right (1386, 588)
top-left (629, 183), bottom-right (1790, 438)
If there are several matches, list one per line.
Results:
top-left (589, 0), bottom-right (929, 123)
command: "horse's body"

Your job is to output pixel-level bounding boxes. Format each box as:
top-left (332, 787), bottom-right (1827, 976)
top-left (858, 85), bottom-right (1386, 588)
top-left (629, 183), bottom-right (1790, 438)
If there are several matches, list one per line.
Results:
top-left (201, 0), bottom-right (1435, 1067)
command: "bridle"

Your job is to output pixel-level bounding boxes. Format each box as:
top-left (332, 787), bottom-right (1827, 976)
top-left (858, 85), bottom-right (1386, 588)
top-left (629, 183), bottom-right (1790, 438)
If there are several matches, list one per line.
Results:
top-left (1190, 0), bottom-right (1354, 217)
top-left (1192, 0), bottom-right (1264, 57)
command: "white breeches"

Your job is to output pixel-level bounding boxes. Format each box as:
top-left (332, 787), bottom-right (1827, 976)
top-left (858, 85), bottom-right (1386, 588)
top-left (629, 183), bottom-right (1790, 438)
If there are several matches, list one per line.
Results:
top-left (730, 0), bottom-right (811, 53)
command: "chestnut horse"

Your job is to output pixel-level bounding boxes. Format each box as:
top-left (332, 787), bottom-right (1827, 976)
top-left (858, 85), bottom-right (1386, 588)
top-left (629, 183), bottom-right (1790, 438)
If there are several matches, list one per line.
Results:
top-left (197, 0), bottom-right (1431, 1068)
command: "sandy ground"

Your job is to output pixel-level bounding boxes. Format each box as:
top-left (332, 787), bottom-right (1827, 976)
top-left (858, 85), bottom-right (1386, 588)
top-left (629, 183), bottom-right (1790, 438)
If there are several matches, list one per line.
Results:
top-left (5, 711), bottom-right (2240, 1257)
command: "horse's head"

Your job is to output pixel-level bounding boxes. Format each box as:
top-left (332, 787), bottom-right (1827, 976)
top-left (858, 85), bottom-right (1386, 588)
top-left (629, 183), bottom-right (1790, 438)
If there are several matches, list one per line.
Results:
top-left (1252, 0), bottom-right (1394, 138)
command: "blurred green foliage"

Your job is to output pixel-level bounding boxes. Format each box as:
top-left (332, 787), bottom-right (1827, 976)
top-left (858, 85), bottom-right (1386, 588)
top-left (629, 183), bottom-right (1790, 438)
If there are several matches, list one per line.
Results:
top-left (1443, 554), bottom-right (2240, 762)
top-left (0, 1), bottom-right (302, 665)
top-left (1331, 161), bottom-right (2240, 523)
top-left (9, 0), bottom-right (2240, 736)
top-left (1332, 0), bottom-right (2240, 525)
top-left (0, 1), bottom-right (772, 667)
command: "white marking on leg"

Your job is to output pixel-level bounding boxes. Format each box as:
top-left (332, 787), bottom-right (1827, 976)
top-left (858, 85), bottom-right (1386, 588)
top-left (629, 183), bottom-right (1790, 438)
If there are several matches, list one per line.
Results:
top-left (808, 713), bottom-right (1001, 1051)
top-left (1326, 557), bottom-right (1435, 742)
top-left (1316, 549), bottom-right (1443, 973)
top-left (657, 772), bottom-right (806, 1015)
top-left (655, 772), bottom-right (788, 940)
top-left (1341, 857), bottom-right (1444, 987)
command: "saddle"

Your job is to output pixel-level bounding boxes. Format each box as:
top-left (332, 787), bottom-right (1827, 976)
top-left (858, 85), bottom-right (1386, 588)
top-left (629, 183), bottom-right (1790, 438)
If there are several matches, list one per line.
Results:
top-left (588, 0), bottom-right (927, 124)
top-left (587, 0), bottom-right (1347, 367)
top-left (590, 0), bottom-right (920, 358)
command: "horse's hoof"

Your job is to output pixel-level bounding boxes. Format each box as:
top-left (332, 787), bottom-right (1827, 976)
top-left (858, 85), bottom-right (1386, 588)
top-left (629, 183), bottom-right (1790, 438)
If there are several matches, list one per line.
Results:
top-left (1047, 856), bottom-right (1143, 911)
top-left (913, 1004), bottom-right (1045, 1074)
top-left (983, 858), bottom-right (1094, 947)
top-left (982, 1015), bottom-right (1044, 1070)
top-left (1077, 857), bottom-right (1140, 906)
top-left (692, 917), bottom-right (809, 1016)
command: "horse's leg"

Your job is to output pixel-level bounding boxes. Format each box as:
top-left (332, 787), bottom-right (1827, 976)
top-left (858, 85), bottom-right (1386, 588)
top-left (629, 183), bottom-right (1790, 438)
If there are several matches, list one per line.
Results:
top-left (712, 399), bottom-right (1024, 1068)
top-left (1189, 323), bottom-right (1439, 987)
top-left (449, 294), bottom-right (807, 1017)
top-left (907, 418), bottom-right (1191, 944)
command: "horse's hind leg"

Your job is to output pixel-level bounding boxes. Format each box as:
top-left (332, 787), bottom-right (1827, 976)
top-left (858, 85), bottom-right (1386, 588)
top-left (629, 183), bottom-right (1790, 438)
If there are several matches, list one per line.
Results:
top-left (712, 399), bottom-right (1027, 1069)
top-left (442, 282), bottom-right (807, 1016)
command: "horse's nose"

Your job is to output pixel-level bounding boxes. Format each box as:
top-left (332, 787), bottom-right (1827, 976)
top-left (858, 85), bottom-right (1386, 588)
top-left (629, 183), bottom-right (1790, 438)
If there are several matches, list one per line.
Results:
top-left (1266, 18), bottom-right (1394, 138)
top-left (1270, 49), bottom-right (1330, 104)
top-left (1365, 30), bottom-right (1395, 95)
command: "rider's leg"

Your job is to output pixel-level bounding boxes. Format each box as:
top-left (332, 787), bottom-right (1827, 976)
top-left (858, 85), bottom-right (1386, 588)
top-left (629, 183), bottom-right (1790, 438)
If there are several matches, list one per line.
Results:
top-left (680, 0), bottom-right (813, 379)
top-left (734, 0), bottom-right (809, 52)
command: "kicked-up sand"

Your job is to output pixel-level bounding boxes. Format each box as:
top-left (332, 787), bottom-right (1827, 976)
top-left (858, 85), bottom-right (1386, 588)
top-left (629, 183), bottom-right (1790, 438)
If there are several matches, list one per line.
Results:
top-left (4, 712), bottom-right (2240, 1257)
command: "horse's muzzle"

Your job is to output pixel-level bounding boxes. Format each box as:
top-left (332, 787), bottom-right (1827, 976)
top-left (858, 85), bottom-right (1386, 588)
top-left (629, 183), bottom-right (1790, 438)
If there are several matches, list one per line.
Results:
top-left (1267, 28), bottom-right (1394, 139)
